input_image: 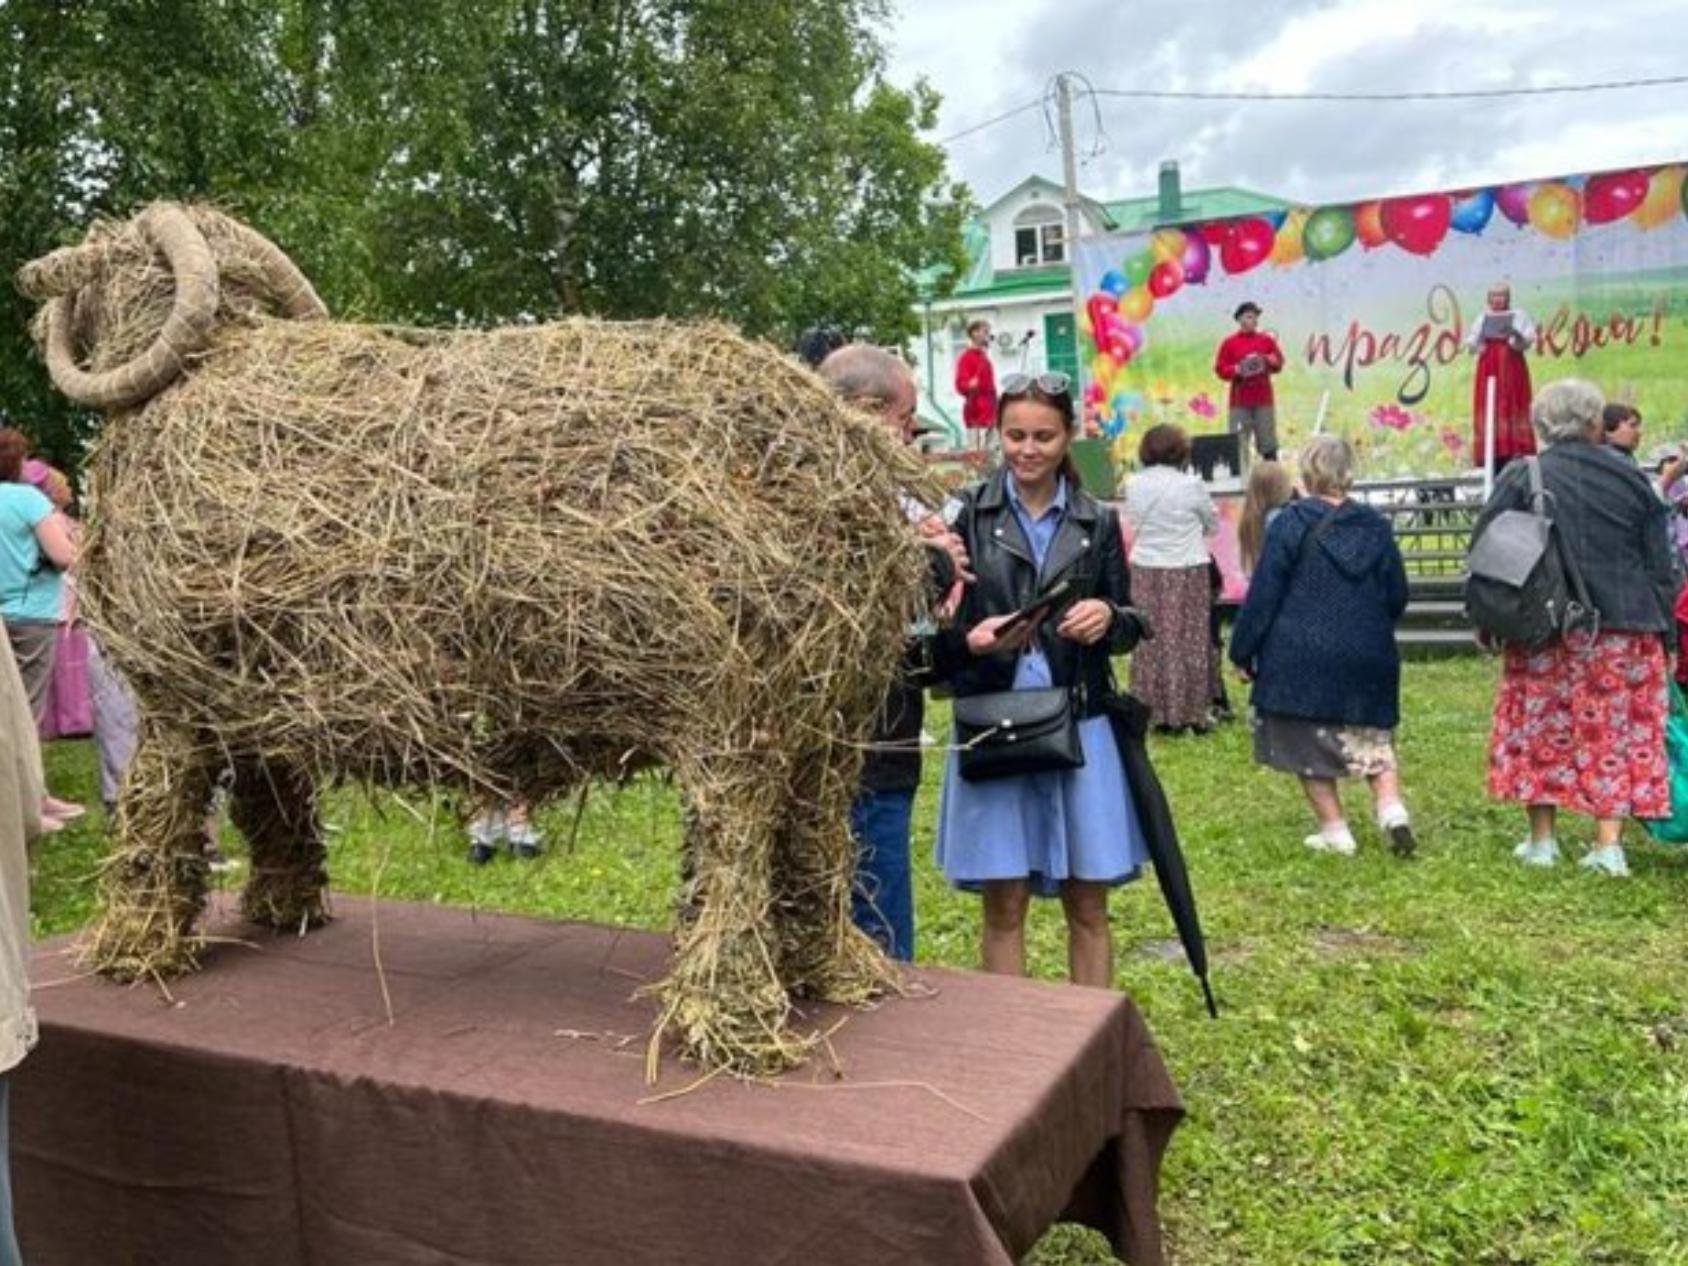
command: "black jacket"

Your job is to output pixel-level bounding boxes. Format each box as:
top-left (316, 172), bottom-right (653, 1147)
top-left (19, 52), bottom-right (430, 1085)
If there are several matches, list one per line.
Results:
top-left (860, 672), bottom-right (926, 794)
top-left (1473, 439), bottom-right (1678, 634)
top-left (938, 469), bottom-right (1144, 717)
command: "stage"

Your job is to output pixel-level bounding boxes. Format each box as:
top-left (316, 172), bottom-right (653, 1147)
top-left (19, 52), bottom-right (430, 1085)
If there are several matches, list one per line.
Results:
top-left (15, 896), bottom-right (1182, 1265)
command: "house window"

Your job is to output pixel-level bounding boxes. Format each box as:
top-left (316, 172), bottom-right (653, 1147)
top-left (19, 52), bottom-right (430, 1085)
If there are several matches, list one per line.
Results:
top-left (1012, 206), bottom-right (1065, 266)
top-left (1040, 221), bottom-right (1065, 263)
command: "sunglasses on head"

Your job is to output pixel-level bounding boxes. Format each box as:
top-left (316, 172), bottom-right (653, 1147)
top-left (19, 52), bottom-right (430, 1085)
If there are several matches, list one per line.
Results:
top-left (999, 371), bottom-right (1072, 398)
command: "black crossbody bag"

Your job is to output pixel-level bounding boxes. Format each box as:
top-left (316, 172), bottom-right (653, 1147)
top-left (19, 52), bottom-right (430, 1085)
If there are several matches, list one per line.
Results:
top-left (954, 684), bottom-right (1083, 782)
top-left (953, 517), bottom-right (1091, 782)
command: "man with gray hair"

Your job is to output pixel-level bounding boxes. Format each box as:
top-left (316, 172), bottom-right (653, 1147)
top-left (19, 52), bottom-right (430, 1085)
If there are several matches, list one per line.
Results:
top-left (817, 344), bottom-right (962, 960)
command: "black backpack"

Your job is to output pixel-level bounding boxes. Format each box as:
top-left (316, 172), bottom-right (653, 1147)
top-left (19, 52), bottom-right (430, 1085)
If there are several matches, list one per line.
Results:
top-left (1465, 457), bottom-right (1599, 648)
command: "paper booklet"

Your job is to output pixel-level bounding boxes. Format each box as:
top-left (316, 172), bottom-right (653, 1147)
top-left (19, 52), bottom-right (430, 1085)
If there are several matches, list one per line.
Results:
top-left (1479, 311), bottom-right (1517, 342)
top-left (1237, 352), bottom-right (1265, 376)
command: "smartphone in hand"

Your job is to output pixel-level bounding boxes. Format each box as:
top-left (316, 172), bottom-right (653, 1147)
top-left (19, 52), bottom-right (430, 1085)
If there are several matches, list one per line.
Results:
top-left (995, 578), bottom-right (1074, 636)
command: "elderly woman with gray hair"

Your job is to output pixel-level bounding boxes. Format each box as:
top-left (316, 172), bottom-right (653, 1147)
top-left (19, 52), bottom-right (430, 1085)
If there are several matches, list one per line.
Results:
top-left (1474, 378), bottom-right (1678, 877)
top-left (1229, 435), bottom-right (1415, 857)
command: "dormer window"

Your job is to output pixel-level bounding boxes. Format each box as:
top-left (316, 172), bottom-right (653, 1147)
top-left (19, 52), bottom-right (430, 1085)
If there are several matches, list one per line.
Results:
top-left (1012, 205), bottom-right (1065, 266)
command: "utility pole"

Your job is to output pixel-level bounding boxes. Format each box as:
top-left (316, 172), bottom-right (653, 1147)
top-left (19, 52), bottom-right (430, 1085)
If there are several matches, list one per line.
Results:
top-left (1056, 73), bottom-right (1081, 306)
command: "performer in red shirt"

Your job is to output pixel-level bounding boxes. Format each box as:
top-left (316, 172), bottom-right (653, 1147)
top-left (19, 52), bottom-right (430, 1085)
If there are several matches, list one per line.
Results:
top-left (1464, 283), bottom-right (1537, 473)
top-left (953, 319), bottom-right (997, 450)
top-left (1213, 302), bottom-right (1284, 461)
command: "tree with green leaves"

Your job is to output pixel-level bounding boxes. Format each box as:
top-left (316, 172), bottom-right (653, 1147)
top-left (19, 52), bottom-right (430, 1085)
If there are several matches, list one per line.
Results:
top-left (1, 0), bottom-right (968, 469)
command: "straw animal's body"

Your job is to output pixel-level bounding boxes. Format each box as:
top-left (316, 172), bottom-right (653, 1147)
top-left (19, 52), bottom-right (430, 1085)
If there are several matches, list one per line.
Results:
top-left (20, 204), bottom-right (929, 1072)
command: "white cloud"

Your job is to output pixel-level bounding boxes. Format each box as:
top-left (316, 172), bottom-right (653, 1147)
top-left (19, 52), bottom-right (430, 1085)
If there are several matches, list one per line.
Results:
top-left (884, 0), bottom-right (1688, 207)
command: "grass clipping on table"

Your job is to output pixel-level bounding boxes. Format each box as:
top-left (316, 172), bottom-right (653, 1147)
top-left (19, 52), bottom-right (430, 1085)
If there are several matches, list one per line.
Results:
top-left (27, 203), bottom-right (936, 1075)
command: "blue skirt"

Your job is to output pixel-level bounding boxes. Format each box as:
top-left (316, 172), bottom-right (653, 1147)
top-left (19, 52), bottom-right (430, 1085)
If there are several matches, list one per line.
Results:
top-left (935, 713), bottom-right (1150, 897)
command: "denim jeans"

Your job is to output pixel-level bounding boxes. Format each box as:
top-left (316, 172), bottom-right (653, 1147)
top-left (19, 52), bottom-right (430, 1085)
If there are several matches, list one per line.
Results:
top-left (849, 787), bottom-right (915, 962)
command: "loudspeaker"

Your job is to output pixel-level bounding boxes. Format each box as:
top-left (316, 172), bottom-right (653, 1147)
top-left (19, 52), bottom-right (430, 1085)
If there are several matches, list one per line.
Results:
top-left (1190, 433), bottom-right (1243, 483)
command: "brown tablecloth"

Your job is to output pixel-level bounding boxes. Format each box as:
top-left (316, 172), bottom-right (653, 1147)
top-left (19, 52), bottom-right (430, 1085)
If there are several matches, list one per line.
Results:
top-left (15, 896), bottom-right (1182, 1265)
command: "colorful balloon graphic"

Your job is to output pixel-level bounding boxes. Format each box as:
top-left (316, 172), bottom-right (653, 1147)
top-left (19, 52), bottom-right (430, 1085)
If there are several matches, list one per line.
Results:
top-left (1124, 251), bottom-right (1155, 287)
top-left (1148, 258), bottom-right (1185, 298)
top-left (1086, 293), bottom-right (1118, 331)
top-left (1090, 352), bottom-right (1120, 386)
top-left (1354, 201), bottom-right (1388, 249)
top-left (1219, 217), bottom-right (1275, 274)
top-left (1631, 165), bottom-right (1686, 231)
top-left (1582, 170), bottom-right (1649, 224)
top-left (1180, 231), bottom-right (1211, 284)
top-left (1098, 268), bottom-right (1128, 297)
top-left (1150, 228), bottom-right (1187, 263)
top-left (1119, 321), bottom-right (1144, 354)
top-left (1119, 285), bottom-right (1155, 321)
top-left (1526, 182), bottom-right (1580, 239)
top-left (1199, 221), bottom-right (1234, 247)
top-left (1449, 189), bottom-right (1495, 234)
top-left (1380, 194), bottom-right (1452, 255)
top-left (1267, 209), bottom-right (1308, 266)
top-left (1303, 206), bottom-right (1356, 261)
top-left (1495, 183), bottom-right (1533, 226)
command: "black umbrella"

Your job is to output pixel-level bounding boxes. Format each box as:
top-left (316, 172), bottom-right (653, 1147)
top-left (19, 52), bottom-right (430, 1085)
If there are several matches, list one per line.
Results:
top-left (1102, 690), bottom-right (1218, 1018)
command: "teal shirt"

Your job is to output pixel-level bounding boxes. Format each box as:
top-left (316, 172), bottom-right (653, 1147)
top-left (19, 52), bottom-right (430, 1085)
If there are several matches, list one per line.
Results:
top-left (0, 483), bottom-right (63, 622)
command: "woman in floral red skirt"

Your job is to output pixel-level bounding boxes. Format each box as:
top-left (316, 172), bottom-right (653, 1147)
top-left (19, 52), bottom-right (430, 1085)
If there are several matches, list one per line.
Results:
top-left (1474, 380), bottom-right (1678, 877)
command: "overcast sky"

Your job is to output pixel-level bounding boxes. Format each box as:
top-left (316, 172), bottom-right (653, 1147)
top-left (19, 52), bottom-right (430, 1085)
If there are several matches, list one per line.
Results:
top-left (882, 0), bottom-right (1688, 210)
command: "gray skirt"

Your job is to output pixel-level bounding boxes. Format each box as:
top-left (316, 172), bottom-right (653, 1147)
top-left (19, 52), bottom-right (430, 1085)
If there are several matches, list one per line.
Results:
top-left (1252, 712), bottom-right (1397, 779)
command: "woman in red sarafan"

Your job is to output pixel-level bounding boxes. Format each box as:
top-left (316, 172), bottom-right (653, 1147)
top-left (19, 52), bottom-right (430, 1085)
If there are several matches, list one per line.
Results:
top-left (1465, 282), bottom-right (1537, 469)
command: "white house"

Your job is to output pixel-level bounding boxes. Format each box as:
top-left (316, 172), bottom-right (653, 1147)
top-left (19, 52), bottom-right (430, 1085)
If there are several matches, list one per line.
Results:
top-left (912, 164), bottom-right (1288, 444)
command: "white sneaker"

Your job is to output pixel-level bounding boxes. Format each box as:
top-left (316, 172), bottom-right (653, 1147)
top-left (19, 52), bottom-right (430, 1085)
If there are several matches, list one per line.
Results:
top-left (1514, 838), bottom-right (1560, 867)
top-left (468, 811), bottom-right (506, 848)
top-left (1303, 829), bottom-right (1357, 856)
top-left (1577, 844), bottom-right (1630, 878)
top-left (505, 820), bottom-right (543, 859)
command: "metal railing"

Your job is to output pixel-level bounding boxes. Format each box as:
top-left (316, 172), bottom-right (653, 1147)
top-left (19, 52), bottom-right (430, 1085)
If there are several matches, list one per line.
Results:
top-left (1352, 475), bottom-right (1484, 579)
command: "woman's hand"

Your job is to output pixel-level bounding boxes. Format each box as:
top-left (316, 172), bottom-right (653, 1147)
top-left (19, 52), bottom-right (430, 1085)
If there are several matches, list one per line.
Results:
top-left (966, 613), bottom-right (1039, 656)
top-left (1055, 599), bottom-right (1113, 646)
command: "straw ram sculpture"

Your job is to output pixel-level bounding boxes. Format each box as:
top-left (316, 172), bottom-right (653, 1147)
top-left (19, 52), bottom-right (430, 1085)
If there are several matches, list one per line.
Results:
top-left (17, 203), bottom-right (933, 1074)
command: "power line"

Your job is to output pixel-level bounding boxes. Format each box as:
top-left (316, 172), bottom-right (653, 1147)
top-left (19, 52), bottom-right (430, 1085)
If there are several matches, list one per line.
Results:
top-left (937, 98), bottom-right (1042, 144)
top-left (935, 73), bottom-right (1688, 144)
top-left (1090, 73), bottom-right (1688, 103)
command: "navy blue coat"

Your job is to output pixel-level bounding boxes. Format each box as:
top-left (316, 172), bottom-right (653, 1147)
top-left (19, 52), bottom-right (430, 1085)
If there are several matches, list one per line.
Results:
top-left (1228, 498), bottom-right (1408, 729)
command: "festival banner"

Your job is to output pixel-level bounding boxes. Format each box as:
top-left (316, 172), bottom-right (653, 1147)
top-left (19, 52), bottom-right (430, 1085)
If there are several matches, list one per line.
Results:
top-left (1075, 162), bottom-right (1688, 474)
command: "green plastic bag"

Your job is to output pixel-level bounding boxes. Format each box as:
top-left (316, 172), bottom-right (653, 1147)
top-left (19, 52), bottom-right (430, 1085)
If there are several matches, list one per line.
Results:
top-left (1641, 680), bottom-right (1688, 844)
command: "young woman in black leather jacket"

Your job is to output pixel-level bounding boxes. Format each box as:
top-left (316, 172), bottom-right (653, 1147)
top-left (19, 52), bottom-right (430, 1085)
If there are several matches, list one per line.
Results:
top-left (934, 373), bottom-right (1150, 987)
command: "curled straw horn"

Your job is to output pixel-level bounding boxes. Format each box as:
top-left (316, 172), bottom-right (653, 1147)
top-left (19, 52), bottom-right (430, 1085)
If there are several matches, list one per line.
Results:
top-left (15, 203), bottom-right (327, 411)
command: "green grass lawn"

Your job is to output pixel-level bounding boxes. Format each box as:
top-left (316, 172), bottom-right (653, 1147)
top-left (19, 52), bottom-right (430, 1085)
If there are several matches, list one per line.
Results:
top-left (28, 656), bottom-right (1688, 1264)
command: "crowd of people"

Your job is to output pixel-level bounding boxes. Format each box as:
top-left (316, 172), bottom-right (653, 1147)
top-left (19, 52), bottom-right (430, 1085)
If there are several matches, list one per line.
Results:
top-left (808, 337), bottom-right (1682, 976)
top-left (0, 330), bottom-right (1678, 1251)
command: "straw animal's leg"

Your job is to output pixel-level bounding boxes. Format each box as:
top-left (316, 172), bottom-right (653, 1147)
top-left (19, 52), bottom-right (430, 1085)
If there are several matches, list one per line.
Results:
top-left (652, 756), bottom-right (801, 1075)
top-left (230, 758), bottom-right (330, 933)
top-left (771, 747), bottom-right (894, 1005)
top-left (82, 723), bottom-right (218, 980)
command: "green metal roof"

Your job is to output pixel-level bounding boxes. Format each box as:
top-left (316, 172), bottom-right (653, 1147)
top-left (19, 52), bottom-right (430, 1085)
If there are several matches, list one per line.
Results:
top-left (943, 264), bottom-right (1071, 302)
top-left (1100, 185), bottom-right (1291, 233)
